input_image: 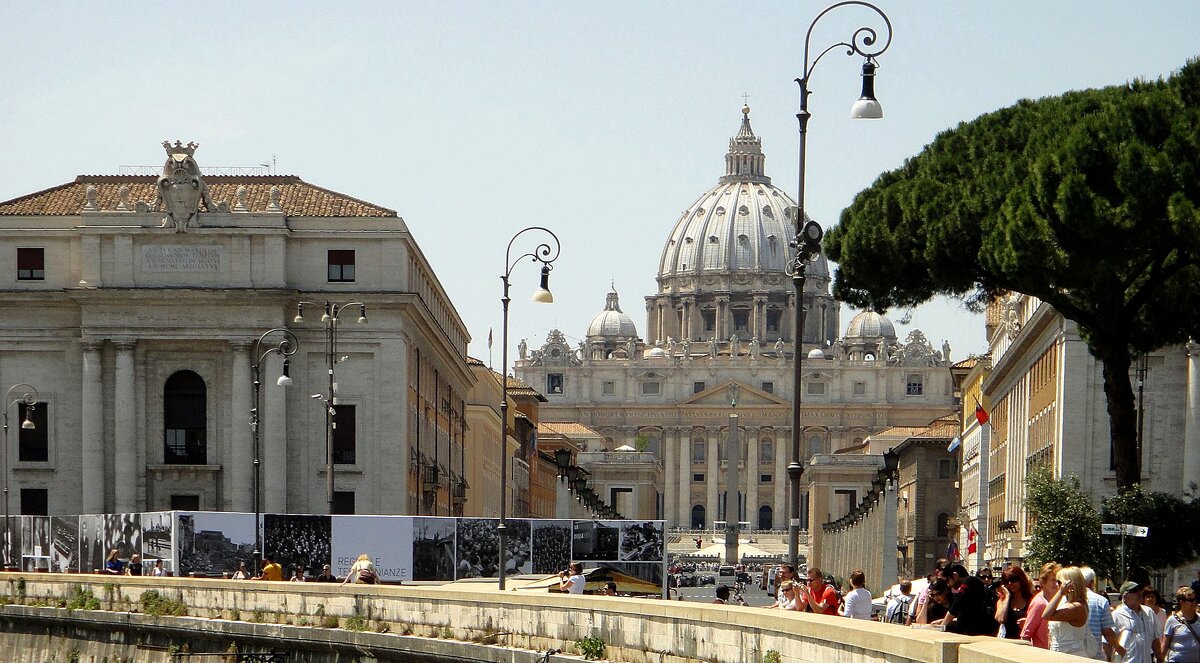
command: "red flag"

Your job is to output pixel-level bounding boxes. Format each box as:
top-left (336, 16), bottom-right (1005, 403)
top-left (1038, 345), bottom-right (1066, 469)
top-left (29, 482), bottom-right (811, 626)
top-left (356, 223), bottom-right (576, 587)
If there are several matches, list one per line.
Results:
top-left (966, 528), bottom-right (977, 555)
top-left (974, 403), bottom-right (990, 426)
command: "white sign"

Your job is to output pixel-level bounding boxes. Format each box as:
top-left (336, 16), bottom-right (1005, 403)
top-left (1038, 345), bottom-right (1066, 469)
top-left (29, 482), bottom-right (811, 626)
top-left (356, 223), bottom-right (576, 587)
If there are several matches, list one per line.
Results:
top-left (331, 516), bottom-right (413, 582)
top-left (141, 245), bottom-right (223, 272)
top-left (1101, 523), bottom-right (1149, 537)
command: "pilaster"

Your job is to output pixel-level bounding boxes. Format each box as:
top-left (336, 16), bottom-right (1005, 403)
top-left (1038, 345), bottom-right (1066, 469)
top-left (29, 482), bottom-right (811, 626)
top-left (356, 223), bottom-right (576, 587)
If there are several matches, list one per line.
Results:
top-left (113, 342), bottom-right (137, 513)
top-left (80, 341), bottom-right (105, 513)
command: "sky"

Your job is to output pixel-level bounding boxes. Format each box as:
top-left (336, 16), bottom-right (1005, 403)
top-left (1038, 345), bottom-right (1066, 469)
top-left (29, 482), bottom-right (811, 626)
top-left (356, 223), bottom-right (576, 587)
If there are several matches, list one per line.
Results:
top-left (2, 1), bottom-right (1197, 369)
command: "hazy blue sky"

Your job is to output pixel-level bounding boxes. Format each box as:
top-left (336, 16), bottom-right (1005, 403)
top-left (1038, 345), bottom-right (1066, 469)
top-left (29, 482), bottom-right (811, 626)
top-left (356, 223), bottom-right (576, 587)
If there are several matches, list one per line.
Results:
top-left (2, 1), bottom-right (1197, 367)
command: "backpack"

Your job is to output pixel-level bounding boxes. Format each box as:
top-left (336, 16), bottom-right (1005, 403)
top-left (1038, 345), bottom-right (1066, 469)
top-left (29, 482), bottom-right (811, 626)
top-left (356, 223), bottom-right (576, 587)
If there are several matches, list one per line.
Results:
top-left (885, 595), bottom-right (913, 624)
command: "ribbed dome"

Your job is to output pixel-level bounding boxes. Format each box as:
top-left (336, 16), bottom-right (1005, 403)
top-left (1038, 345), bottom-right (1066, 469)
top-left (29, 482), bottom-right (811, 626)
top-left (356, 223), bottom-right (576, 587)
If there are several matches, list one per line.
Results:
top-left (845, 311), bottom-right (897, 340)
top-left (587, 289), bottom-right (638, 339)
top-left (658, 106), bottom-right (831, 282)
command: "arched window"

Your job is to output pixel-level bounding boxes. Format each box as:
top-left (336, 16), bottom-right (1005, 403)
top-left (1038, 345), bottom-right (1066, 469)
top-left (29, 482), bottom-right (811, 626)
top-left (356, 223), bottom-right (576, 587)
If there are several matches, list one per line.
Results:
top-left (937, 512), bottom-right (951, 538)
top-left (808, 435), bottom-right (823, 459)
top-left (164, 370), bottom-right (207, 464)
top-left (758, 505), bottom-right (773, 530)
top-left (691, 504), bottom-right (706, 529)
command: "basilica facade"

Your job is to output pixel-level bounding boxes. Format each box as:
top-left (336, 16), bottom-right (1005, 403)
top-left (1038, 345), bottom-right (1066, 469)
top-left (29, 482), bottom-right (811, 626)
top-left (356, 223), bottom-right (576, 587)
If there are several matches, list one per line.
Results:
top-left (516, 108), bottom-right (958, 531)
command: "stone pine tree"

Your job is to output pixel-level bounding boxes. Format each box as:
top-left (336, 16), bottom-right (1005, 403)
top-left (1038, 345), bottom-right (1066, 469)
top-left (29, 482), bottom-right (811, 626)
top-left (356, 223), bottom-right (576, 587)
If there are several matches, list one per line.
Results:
top-left (824, 60), bottom-right (1200, 491)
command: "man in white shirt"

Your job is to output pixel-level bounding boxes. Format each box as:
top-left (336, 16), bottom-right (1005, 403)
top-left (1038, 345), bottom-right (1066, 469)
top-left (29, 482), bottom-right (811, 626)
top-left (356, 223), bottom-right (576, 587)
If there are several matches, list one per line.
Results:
top-left (1081, 567), bottom-right (1122, 659)
top-left (1111, 581), bottom-right (1158, 663)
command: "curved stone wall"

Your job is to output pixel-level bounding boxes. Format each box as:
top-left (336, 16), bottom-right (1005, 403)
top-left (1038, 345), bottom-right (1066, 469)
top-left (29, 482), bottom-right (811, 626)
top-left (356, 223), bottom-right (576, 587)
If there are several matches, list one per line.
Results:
top-left (0, 573), bottom-right (1083, 662)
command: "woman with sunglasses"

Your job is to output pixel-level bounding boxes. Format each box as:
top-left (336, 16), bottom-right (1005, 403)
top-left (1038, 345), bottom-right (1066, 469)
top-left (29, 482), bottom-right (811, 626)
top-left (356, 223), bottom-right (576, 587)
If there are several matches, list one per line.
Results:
top-left (772, 580), bottom-right (799, 610)
top-left (1162, 587), bottom-right (1199, 663)
top-left (994, 565), bottom-right (1035, 639)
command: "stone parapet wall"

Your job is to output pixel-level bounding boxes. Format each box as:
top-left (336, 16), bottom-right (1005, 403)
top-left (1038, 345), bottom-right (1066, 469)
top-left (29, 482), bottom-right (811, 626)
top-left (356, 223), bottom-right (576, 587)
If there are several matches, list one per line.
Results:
top-left (1, 573), bottom-right (1077, 662)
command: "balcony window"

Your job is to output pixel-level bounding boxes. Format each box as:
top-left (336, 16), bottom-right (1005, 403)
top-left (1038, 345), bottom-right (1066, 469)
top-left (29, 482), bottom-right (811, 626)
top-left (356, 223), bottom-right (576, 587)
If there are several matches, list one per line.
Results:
top-left (327, 249), bottom-right (356, 282)
top-left (164, 371), bottom-right (206, 465)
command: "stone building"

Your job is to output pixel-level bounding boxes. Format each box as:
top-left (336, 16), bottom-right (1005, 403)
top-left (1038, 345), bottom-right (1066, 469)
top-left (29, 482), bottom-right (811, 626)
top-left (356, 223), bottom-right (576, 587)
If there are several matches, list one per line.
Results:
top-left (974, 292), bottom-right (1200, 568)
top-left (0, 142), bottom-right (471, 517)
top-left (516, 108), bottom-right (957, 530)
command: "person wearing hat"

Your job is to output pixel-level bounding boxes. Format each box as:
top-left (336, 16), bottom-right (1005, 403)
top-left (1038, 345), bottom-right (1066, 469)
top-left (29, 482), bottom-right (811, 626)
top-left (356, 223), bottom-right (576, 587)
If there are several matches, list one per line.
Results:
top-left (1112, 581), bottom-right (1157, 663)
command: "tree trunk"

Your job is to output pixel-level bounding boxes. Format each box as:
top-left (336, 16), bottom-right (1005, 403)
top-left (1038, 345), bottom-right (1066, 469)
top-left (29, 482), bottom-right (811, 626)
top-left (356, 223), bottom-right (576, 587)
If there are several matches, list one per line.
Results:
top-left (1099, 346), bottom-right (1140, 491)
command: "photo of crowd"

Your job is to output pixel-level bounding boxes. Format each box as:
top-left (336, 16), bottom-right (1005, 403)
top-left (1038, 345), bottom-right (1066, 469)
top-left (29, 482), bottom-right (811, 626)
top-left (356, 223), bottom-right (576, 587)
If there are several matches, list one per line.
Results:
top-left (51, 516), bottom-right (78, 573)
top-left (104, 513), bottom-right (141, 561)
top-left (263, 514), bottom-right (331, 576)
top-left (454, 518), bottom-right (498, 578)
top-left (413, 518), bottom-right (456, 581)
top-left (531, 520), bottom-right (572, 574)
top-left (619, 521), bottom-right (664, 562)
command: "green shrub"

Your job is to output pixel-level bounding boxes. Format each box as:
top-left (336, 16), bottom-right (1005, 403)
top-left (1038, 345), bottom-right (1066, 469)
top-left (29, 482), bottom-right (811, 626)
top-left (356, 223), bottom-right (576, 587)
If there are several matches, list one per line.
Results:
top-left (345, 614), bottom-right (368, 632)
top-left (139, 590), bottom-right (187, 617)
top-left (319, 614), bottom-right (340, 629)
top-left (576, 634), bottom-right (606, 660)
top-left (764, 651), bottom-right (781, 663)
top-left (66, 587), bottom-right (101, 611)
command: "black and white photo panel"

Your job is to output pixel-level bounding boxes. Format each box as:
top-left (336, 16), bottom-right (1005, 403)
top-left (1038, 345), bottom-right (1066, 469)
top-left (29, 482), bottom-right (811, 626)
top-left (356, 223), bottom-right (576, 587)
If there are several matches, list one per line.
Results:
top-left (51, 516), bottom-right (79, 573)
top-left (618, 520), bottom-right (664, 562)
top-left (531, 520), bottom-right (572, 574)
top-left (412, 517), bottom-right (456, 581)
top-left (263, 514), bottom-right (331, 576)
top-left (177, 512), bottom-right (256, 576)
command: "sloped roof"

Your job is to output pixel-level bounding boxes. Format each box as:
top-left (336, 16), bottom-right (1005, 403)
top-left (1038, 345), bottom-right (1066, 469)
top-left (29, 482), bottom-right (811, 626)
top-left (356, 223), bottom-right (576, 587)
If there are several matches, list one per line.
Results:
top-left (538, 421), bottom-right (602, 438)
top-left (0, 175), bottom-right (396, 217)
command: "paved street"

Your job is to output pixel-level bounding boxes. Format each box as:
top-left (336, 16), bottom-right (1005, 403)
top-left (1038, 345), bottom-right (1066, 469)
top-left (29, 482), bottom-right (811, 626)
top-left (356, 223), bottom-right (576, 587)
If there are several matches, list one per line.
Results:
top-left (672, 575), bottom-right (777, 608)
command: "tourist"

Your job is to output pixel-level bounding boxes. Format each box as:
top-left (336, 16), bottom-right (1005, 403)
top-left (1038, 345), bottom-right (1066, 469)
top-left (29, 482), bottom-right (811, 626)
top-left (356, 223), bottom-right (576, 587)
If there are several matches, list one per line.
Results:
top-left (254, 554), bottom-right (282, 581)
top-left (103, 549), bottom-right (124, 575)
top-left (151, 559), bottom-right (165, 577)
top-left (977, 568), bottom-right (999, 616)
top-left (911, 558), bottom-right (950, 624)
top-left (1042, 566), bottom-right (1096, 657)
top-left (1082, 566), bottom-right (1122, 658)
top-left (994, 565), bottom-right (1034, 639)
top-left (1112, 581), bottom-right (1158, 663)
top-left (315, 564), bottom-right (337, 583)
top-left (1021, 562), bottom-right (1062, 648)
top-left (884, 579), bottom-right (914, 625)
top-left (798, 567), bottom-right (839, 615)
top-left (125, 553), bottom-right (144, 577)
top-left (343, 553), bottom-right (377, 585)
top-left (938, 564), bottom-right (999, 635)
top-left (772, 564), bottom-right (796, 601)
top-left (1143, 587), bottom-right (1169, 646)
top-left (559, 562), bottom-right (586, 594)
top-left (771, 580), bottom-right (798, 610)
top-left (713, 584), bottom-right (732, 604)
top-left (1161, 586), bottom-right (1198, 663)
top-left (920, 579), bottom-right (952, 624)
top-left (232, 561), bottom-right (251, 579)
top-left (839, 569), bottom-right (872, 620)
top-left (290, 566), bottom-right (307, 582)
top-left (604, 581), bottom-right (618, 596)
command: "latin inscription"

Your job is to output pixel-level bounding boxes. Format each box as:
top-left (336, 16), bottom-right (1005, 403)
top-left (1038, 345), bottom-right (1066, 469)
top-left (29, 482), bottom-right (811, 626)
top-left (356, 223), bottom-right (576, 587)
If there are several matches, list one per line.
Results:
top-left (141, 245), bottom-right (223, 272)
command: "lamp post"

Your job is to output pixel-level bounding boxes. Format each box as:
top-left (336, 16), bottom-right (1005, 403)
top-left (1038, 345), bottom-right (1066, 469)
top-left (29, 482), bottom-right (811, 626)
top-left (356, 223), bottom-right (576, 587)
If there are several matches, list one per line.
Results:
top-left (294, 301), bottom-right (367, 514)
top-left (787, 0), bottom-right (892, 570)
top-left (250, 329), bottom-right (298, 564)
top-left (3, 383), bottom-right (37, 570)
top-left (498, 226), bottom-right (560, 591)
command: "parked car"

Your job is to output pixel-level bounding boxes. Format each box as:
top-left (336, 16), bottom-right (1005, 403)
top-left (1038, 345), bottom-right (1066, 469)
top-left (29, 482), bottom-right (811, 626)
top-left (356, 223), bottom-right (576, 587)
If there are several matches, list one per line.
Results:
top-left (718, 565), bottom-right (735, 577)
top-left (678, 574), bottom-right (697, 587)
top-left (699, 574), bottom-right (716, 586)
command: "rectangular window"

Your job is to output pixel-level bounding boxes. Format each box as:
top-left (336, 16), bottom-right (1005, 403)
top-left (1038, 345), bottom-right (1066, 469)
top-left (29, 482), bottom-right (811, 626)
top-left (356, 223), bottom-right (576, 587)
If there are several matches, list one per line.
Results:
top-left (733, 309), bottom-right (749, 332)
top-left (333, 404), bottom-right (356, 464)
top-left (853, 381), bottom-right (866, 396)
top-left (170, 495), bottom-right (201, 510)
top-left (20, 488), bottom-right (48, 515)
top-left (332, 491), bottom-right (355, 514)
top-left (641, 382), bottom-right (660, 396)
top-left (547, 373), bottom-right (564, 394)
top-left (760, 474), bottom-right (773, 483)
top-left (693, 381), bottom-right (706, 394)
top-left (939, 459), bottom-right (952, 478)
top-left (17, 248), bottom-right (44, 281)
top-left (602, 380), bottom-right (615, 395)
top-left (327, 249), bottom-right (356, 282)
top-left (17, 402), bottom-right (48, 462)
top-left (906, 374), bottom-right (924, 396)
top-left (807, 382), bottom-right (826, 395)
top-left (834, 489), bottom-right (857, 517)
top-left (761, 382), bottom-right (773, 394)
top-left (766, 309), bottom-right (781, 333)
top-left (692, 473), bottom-right (704, 482)
top-left (701, 309), bottom-right (716, 332)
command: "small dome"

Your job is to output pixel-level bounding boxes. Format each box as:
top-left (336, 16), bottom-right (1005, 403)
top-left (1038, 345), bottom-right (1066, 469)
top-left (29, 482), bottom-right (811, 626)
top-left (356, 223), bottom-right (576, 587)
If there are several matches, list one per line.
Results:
top-left (587, 289), bottom-right (638, 339)
top-left (844, 311), bottom-right (897, 340)
top-left (614, 444), bottom-right (637, 452)
top-left (807, 348), bottom-right (826, 359)
top-left (645, 347), bottom-right (666, 358)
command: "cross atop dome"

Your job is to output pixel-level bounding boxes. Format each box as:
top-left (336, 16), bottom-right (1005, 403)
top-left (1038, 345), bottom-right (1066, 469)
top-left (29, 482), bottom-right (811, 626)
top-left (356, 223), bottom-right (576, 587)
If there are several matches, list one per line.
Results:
top-left (720, 104), bottom-right (770, 185)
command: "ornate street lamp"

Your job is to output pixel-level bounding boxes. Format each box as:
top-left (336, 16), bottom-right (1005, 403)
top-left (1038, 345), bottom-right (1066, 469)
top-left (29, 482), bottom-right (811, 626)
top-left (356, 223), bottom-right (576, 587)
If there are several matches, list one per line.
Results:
top-left (787, 0), bottom-right (893, 570)
top-left (294, 301), bottom-right (366, 514)
top-left (498, 227), bottom-right (561, 591)
top-left (250, 329), bottom-right (298, 564)
top-left (3, 383), bottom-right (37, 570)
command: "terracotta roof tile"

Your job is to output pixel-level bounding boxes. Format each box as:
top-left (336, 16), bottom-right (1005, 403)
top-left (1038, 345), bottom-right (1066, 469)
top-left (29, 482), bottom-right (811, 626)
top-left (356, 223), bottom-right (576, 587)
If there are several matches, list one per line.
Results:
top-left (0, 175), bottom-right (395, 218)
top-left (538, 421), bottom-right (602, 437)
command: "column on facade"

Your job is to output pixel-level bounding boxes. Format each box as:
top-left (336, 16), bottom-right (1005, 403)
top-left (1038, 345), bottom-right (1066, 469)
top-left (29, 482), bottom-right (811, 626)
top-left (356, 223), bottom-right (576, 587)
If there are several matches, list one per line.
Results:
top-left (663, 426), bottom-right (677, 527)
top-left (1186, 342), bottom-right (1200, 487)
top-left (745, 427), bottom-right (759, 529)
top-left (229, 343), bottom-right (254, 512)
top-left (752, 296), bottom-right (766, 341)
top-left (774, 427), bottom-right (787, 529)
top-left (113, 342), bottom-right (137, 513)
top-left (80, 342), bottom-right (105, 514)
top-left (677, 429), bottom-right (691, 526)
top-left (706, 429), bottom-right (719, 529)
top-left (264, 354), bottom-right (288, 513)
top-left (716, 297), bottom-right (728, 342)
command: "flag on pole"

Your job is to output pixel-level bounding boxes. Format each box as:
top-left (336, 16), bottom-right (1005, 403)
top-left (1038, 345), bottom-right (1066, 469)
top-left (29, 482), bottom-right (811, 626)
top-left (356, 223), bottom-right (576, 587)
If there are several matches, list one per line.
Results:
top-left (947, 436), bottom-right (961, 453)
top-left (947, 539), bottom-right (961, 561)
top-left (974, 401), bottom-right (990, 426)
top-left (966, 527), bottom-right (978, 555)
top-left (488, 327), bottom-right (493, 349)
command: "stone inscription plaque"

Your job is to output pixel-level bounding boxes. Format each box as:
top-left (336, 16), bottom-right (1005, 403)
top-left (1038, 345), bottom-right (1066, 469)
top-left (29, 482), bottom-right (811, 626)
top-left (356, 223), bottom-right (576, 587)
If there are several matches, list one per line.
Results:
top-left (141, 245), bottom-right (223, 272)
